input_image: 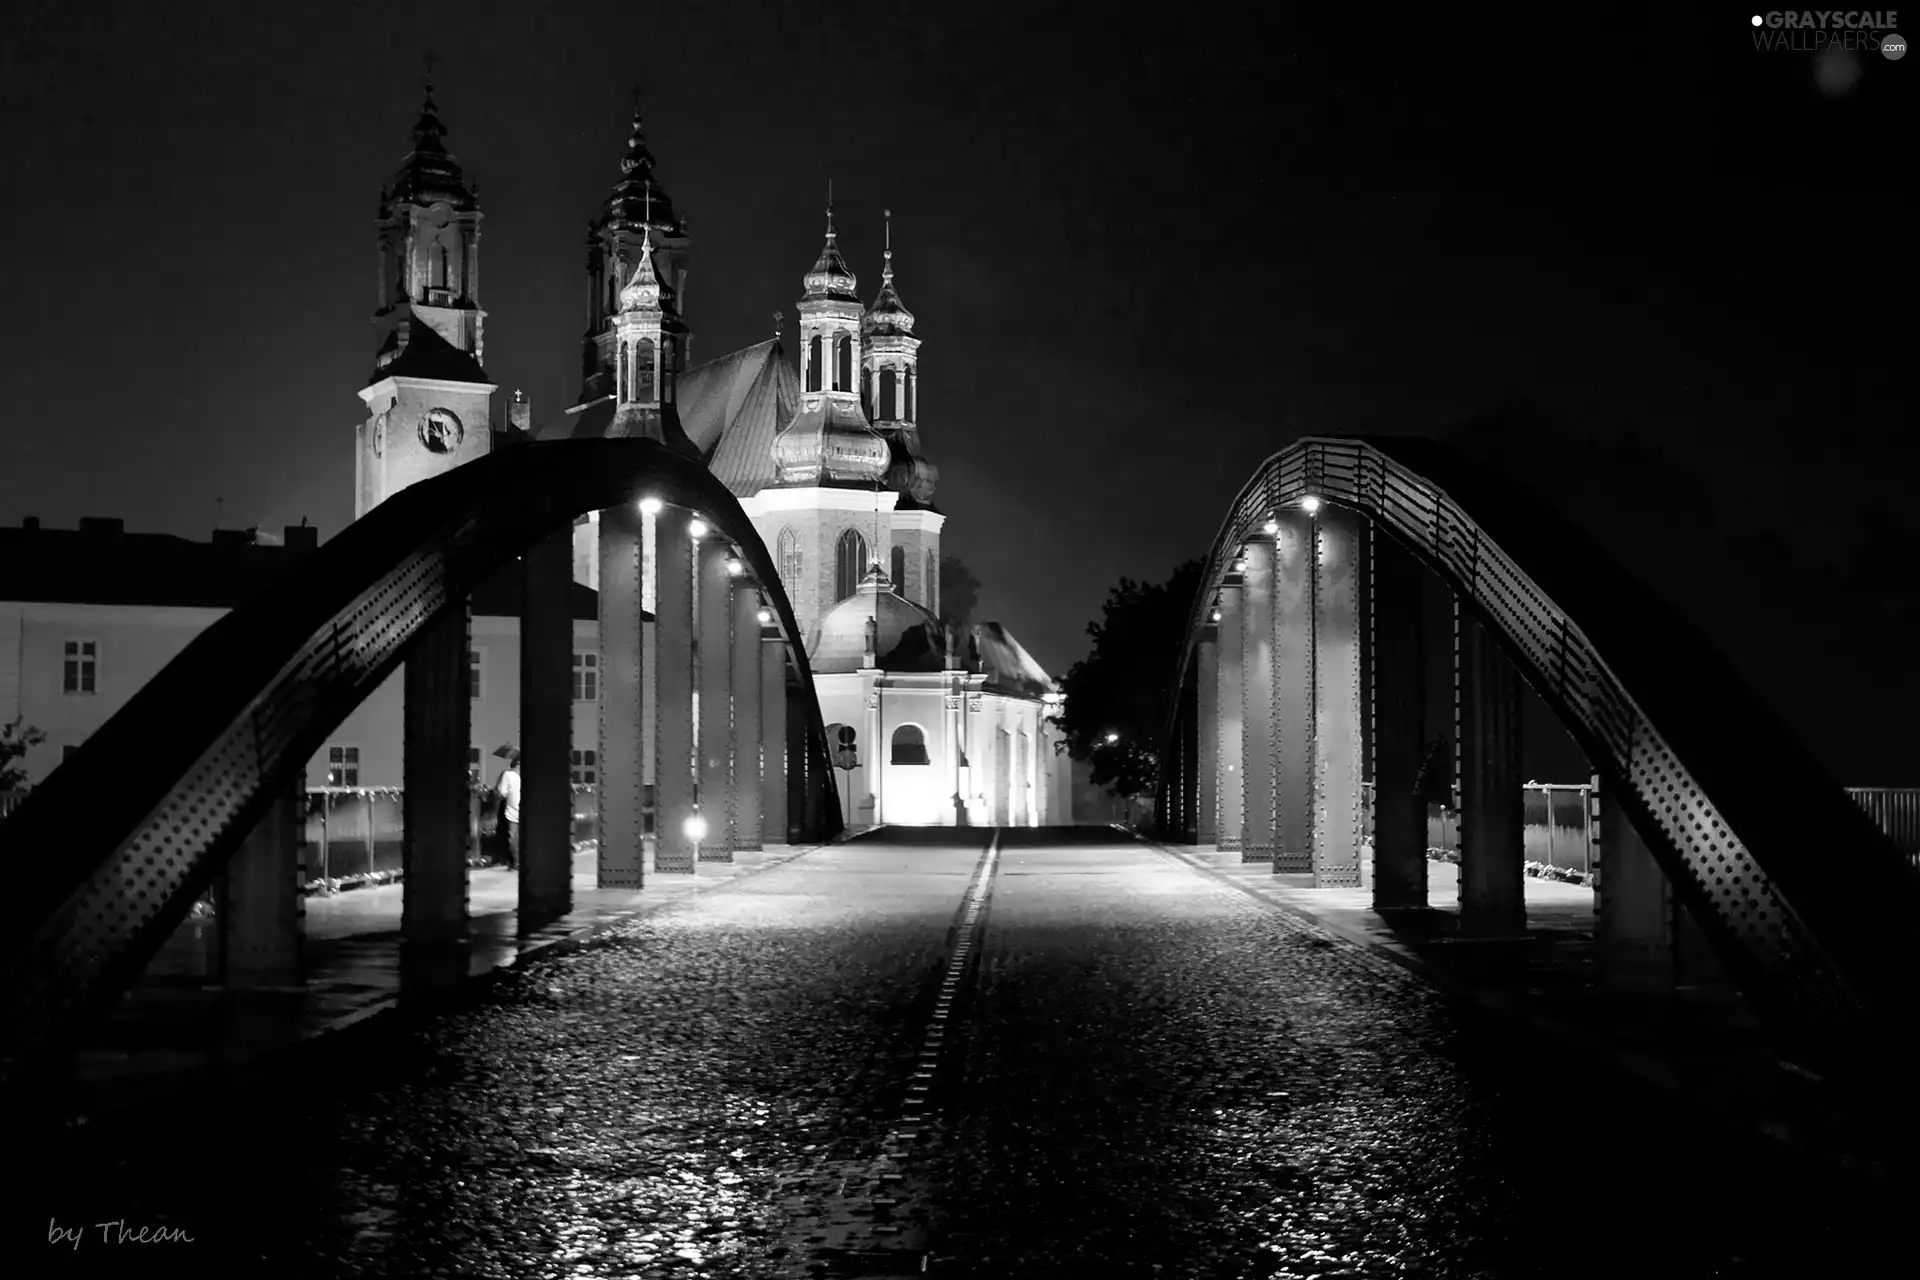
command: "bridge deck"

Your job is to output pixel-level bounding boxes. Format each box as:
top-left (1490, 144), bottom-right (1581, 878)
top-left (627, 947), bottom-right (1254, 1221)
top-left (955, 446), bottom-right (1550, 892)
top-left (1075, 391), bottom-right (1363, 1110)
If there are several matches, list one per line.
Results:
top-left (12, 827), bottom-right (1904, 1277)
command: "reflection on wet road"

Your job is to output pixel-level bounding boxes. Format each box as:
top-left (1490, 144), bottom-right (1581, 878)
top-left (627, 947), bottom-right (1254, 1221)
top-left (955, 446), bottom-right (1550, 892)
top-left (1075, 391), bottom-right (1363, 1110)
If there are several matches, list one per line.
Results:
top-left (15, 828), bottom-right (1901, 1278)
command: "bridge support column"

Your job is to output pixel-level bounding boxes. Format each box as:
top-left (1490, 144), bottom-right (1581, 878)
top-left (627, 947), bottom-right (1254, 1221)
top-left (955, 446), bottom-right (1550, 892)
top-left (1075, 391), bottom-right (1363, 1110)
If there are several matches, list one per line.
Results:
top-left (1196, 626), bottom-right (1218, 845)
top-left (1273, 512), bottom-right (1315, 873)
top-left (596, 504), bottom-right (647, 889)
top-left (1215, 576), bottom-right (1244, 852)
top-left (654, 511), bottom-right (698, 872)
top-left (788, 674), bottom-right (814, 840)
top-left (1457, 609), bottom-right (1525, 939)
top-left (1240, 540), bottom-right (1276, 862)
top-left (1596, 777), bottom-right (1674, 994)
top-left (401, 604), bottom-right (472, 945)
top-left (695, 538), bottom-right (736, 862)
top-left (1312, 510), bottom-right (1366, 888)
top-left (761, 631), bottom-right (788, 845)
top-left (221, 781), bottom-right (303, 987)
top-left (1369, 532), bottom-right (1428, 912)
top-left (521, 527), bottom-right (575, 924)
top-left (730, 581), bottom-right (763, 852)
top-left (1178, 656), bottom-right (1201, 842)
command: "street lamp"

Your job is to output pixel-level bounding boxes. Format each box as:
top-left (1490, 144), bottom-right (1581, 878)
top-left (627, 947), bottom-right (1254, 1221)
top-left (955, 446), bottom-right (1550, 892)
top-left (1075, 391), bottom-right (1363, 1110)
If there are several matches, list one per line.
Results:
top-left (725, 556), bottom-right (744, 576)
top-left (756, 607), bottom-right (773, 625)
top-left (1262, 517), bottom-right (1280, 536)
top-left (1301, 495), bottom-right (1322, 514)
top-left (683, 808), bottom-right (709, 841)
top-left (638, 495), bottom-right (663, 515)
top-left (687, 517), bottom-right (709, 539)
top-left (1105, 731), bottom-right (1120, 744)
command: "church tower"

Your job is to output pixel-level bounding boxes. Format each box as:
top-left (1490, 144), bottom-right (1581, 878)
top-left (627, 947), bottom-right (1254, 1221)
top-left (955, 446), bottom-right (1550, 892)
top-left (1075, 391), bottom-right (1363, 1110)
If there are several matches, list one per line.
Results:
top-left (577, 105), bottom-right (692, 407)
top-left (604, 205), bottom-right (694, 453)
top-left (356, 74), bottom-right (497, 519)
top-left (755, 197), bottom-right (893, 642)
top-left (863, 211), bottom-right (944, 613)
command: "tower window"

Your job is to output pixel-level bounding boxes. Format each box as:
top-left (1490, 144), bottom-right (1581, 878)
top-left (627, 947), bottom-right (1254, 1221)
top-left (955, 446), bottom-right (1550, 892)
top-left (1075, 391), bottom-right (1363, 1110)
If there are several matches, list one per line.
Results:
top-left (835, 529), bottom-right (868, 602)
top-left (777, 527), bottom-right (803, 596)
top-left (635, 339), bottom-right (655, 402)
top-left (880, 368), bottom-right (897, 421)
top-left (862, 366), bottom-right (872, 418)
top-left (890, 724), bottom-right (930, 766)
top-left (618, 344), bottom-right (628, 401)
top-left (905, 368), bottom-right (915, 421)
top-left (890, 544), bottom-right (906, 590)
top-left (926, 550), bottom-right (937, 610)
top-left (835, 333), bottom-right (853, 392)
top-left (807, 334), bottom-right (823, 393)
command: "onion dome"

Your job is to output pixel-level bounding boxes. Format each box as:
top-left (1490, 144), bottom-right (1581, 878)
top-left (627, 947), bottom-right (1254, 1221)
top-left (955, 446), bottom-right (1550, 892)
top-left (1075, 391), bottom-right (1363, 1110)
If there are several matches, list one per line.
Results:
top-left (808, 567), bottom-right (949, 673)
top-left (385, 78), bottom-right (475, 211)
top-left (884, 427), bottom-right (939, 505)
top-left (770, 396), bottom-right (889, 486)
top-left (862, 215), bottom-right (915, 338)
top-left (605, 105), bottom-right (682, 236)
top-left (802, 204), bottom-right (860, 303)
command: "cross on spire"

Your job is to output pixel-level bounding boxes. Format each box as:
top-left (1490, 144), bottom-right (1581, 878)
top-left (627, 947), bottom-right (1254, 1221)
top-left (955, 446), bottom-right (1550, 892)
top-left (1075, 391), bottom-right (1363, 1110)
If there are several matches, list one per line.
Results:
top-left (826, 176), bottom-right (835, 238)
top-left (772, 309), bottom-right (783, 340)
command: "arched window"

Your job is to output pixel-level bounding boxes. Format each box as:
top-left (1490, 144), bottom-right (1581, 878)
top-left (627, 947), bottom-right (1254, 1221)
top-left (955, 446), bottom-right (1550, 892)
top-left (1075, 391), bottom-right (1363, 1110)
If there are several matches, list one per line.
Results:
top-left (431, 240), bottom-right (448, 289)
top-left (890, 544), bottom-right (906, 589)
top-left (890, 724), bottom-right (930, 766)
top-left (861, 366), bottom-right (872, 418)
top-left (835, 333), bottom-right (852, 391)
top-left (617, 344), bottom-right (628, 401)
top-left (777, 527), bottom-right (802, 595)
top-left (635, 339), bottom-right (655, 402)
top-left (905, 368), bottom-right (915, 421)
top-left (834, 528), bottom-right (868, 602)
top-left (926, 550), bottom-right (937, 610)
top-left (880, 368), bottom-right (897, 421)
top-left (807, 334), bottom-right (823, 393)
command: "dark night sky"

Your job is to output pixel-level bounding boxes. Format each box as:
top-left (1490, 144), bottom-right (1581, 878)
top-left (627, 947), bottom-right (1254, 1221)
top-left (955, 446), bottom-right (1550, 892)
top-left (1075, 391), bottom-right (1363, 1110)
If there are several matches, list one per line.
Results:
top-left (1, 3), bottom-right (1912, 782)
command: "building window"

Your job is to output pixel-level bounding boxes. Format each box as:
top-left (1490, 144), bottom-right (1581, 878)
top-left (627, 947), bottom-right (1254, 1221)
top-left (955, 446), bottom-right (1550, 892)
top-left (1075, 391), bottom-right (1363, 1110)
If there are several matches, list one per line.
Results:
top-left (835, 529), bottom-right (868, 602)
top-left (777, 527), bottom-right (802, 596)
top-left (807, 334), bottom-right (823, 393)
top-left (327, 746), bottom-right (361, 787)
top-left (880, 367), bottom-right (897, 420)
top-left (926, 550), bottom-right (937, 610)
top-left (861, 366), bottom-right (872, 418)
top-left (890, 724), bottom-right (930, 766)
top-left (835, 333), bottom-right (852, 391)
top-left (635, 338), bottom-right (655, 402)
top-left (62, 639), bottom-right (99, 695)
top-left (468, 746), bottom-right (482, 788)
top-left (890, 544), bottom-right (906, 590)
top-left (573, 652), bottom-right (598, 701)
top-left (570, 748), bottom-right (598, 785)
top-left (469, 648), bottom-right (484, 701)
top-left (905, 367), bottom-right (915, 421)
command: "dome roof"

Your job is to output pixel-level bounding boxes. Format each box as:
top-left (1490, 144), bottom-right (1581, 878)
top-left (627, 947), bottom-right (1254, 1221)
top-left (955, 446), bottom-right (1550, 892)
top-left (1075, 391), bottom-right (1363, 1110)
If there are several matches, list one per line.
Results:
top-left (385, 83), bottom-right (475, 212)
top-left (883, 426), bottom-right (938, 504)
top-left (863, 253), bottom-right (914, 337)
top-left (808, 568), bottom-right (948, 673)
top-left (771, 397), bottom-right (889, 487)
top-left (802, 208), bottom-right (859, 303)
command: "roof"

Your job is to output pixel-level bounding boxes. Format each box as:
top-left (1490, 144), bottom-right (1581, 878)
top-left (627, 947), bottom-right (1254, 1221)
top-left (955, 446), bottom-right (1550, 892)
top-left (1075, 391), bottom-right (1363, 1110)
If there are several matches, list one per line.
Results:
top-left (809, 572), bottom-right (946, 674)
top-left (679, 339), bottom-right (800, 497)
top-left (973, 622), bottom-right (1057, 699)
top-left (372, 313), bottom-right (489, 386)
top-left (0, 523), bottom-right (599, 621)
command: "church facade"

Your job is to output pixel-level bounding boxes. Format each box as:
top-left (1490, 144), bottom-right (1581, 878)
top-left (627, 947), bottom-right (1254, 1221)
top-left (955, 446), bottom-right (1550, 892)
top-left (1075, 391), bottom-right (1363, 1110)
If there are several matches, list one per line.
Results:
top-left (1, 85), bottom-right (1071, 830)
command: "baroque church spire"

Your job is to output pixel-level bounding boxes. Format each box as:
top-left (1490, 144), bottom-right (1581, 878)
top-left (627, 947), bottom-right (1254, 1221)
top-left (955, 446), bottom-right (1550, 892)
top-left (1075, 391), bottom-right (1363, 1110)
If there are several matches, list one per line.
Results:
top-left (863, 208), bottom-right (935, 507)
top-left (606, 182), bottom-right (697, 459)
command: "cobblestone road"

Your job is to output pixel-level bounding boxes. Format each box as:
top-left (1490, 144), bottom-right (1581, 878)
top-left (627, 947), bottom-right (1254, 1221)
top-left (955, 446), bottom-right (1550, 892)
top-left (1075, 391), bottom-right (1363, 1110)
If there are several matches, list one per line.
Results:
top-left (13, 829), bottom-right (1902, 1278)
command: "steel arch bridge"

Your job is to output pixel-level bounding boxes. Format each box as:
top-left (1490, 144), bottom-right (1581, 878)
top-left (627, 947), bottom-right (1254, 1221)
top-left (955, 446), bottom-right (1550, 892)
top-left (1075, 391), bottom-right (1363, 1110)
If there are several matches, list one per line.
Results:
top-left (1155, 436), bottom-right (1919, 1077)
top-left (0, 438), bottom-right (842, 1088)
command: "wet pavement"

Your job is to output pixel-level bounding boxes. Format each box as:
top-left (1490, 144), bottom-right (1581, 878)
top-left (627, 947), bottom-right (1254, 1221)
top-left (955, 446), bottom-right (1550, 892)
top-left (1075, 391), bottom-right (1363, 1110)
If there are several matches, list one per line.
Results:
top-left (9, 827), bottom-right (1907, 1278)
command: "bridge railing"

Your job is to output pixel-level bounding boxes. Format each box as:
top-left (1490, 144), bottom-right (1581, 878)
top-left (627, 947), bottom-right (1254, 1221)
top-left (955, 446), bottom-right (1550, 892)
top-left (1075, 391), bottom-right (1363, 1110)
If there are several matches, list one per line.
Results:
top-left (1847, 787), bottom-right (1920, 863)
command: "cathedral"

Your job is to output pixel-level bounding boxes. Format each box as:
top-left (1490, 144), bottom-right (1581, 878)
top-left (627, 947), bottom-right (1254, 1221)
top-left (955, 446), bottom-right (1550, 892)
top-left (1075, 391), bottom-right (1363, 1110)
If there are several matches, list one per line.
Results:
top-left (353, 84), bottom-right (1070, 829)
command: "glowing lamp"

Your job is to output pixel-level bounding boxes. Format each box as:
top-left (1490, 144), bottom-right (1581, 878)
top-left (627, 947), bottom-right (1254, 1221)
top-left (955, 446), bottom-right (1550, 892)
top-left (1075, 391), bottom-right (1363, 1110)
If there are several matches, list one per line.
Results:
top-left (638, 496), bottom-right (663, 515)
top-left (1301, 495), bottom-right (1322, 514)
top-left (1104, 731), bottom-right (1120, 744)
top-left (756, 607), bottom-right (773, 625)
top-left (1262, 518), bottom-right (1280, 536)
top-left (688, 517), bottom-right (709, 539)
top-left (725, 557), bottom-right (743, 577)
top-left (1211, 608), bottom-right (1222, 622)
top-left (683, 810), bottom-right (709, 841)
top-left (1231, 557), bottom-right (1246, 572)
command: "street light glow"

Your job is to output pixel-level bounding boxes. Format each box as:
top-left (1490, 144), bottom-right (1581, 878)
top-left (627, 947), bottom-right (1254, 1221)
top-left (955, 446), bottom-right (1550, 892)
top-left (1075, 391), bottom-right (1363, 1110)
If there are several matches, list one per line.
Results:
top-left (1301, 495), bottom-right (1322, 514)
top-left (683, 811), bottom-right (709, 841)
top-left (725, 557), bottom-right (743, 576)
top-left (1105, 731), bottom-right (1120, 744)
top-left (1211, 608), bottom-right (1222, 622)
top-left (757, 607), bottom-right (773, 625)
top-left (638, 495), bottom-right (663, 515)
top-left (688, 517), bottom-right (709, 539)
top-left (1262, 518), bottom-right (1279, 536)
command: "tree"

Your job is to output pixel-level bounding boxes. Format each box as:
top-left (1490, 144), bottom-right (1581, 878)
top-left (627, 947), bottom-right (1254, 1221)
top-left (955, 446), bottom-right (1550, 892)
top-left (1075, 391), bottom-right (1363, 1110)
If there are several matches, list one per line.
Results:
top-left (1056, 559), bottom-right (1204, 798)
top-left (0, 715), bottom-right (48, 792)
top-left (939, 554), bottom-right (981, 628)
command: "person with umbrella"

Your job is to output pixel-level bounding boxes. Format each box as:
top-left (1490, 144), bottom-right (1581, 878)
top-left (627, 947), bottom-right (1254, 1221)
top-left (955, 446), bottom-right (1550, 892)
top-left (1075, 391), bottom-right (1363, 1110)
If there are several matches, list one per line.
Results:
top-left (492, 743), bottom-right (521, 871)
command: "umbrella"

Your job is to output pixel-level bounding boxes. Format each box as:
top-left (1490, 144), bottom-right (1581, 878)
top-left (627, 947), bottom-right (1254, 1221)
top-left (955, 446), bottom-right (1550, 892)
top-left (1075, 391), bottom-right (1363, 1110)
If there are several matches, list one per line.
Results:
top-left (492, 743), bottom-right (518, 759)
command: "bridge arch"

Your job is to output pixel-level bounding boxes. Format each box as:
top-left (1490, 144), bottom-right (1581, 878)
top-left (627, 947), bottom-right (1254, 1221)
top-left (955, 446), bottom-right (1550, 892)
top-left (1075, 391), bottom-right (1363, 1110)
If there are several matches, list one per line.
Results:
top-left (1157, 436), bottom-right (1917, 1072)
top-left (0, 438), bottom-right (842, 1080)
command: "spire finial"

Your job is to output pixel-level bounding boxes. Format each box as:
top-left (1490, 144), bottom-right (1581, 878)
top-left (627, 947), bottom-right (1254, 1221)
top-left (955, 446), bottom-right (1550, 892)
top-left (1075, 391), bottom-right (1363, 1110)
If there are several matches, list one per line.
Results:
top-left (773, 309), bottom-right (784, 340)
top-left (883, 208), bottom-right (894, 280)
top-left (644, 179), bottom-right (652, 227)
top-left (825, 176), bottom-right (835, 240)
top-left (411, 54), bottom-right (447, 150)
